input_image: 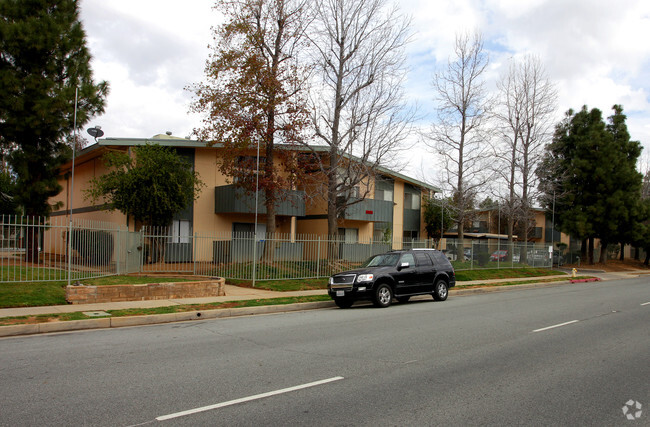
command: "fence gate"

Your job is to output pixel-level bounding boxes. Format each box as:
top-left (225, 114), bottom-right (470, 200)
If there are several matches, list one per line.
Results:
top-left (124, 230), bottom-right (143, 274)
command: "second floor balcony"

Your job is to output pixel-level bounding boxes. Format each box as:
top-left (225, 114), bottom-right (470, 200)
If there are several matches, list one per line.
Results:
top-left (341, 197), bottom-right (393, 222)
top-left (214, 185), bottom-right (306, 217)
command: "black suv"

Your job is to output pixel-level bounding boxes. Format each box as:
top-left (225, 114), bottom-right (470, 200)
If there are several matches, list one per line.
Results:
top-left (328, 249), bottom-right (456, 308)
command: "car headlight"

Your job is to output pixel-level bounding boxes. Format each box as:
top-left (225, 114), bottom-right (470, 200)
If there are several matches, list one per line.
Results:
top-left (356, 274), bottom-right (374, 282)
top-left (329, 277), bottom-right (334, 285)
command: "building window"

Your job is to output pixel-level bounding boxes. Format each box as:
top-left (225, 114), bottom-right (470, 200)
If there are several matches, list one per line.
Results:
top-left (170, 220), bottom-right (191, 244)
top-left (376, 188), bottom-right (393, 202)
top-left (338, 227), bottom-right (359, 243)
top-left (403, 230), bottom-right (419, 240)
top-left (404, 192), bottom-right (420, 210)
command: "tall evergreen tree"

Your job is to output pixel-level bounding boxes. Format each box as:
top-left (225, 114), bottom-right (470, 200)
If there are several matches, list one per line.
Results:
top-left (0, 0), bottom-right (108, 218)
top-left (538, 105), bottom-right (642, 264)
top-left (604, 105), bottom-right (643, 261)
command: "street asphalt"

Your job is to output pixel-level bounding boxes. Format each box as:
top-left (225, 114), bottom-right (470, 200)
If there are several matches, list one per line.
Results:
top-left (0, 269), bottom-right (646, 337)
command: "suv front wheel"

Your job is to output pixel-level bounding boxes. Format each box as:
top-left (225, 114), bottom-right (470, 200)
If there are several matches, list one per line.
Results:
top-left (433, 279), bottom-right (448, 301)
top-left (373, 283), bottom-right (393, 308)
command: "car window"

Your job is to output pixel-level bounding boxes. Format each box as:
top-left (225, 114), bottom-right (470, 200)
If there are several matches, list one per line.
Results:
top-left (414, 252), bottom-right (432, 266)
top-left (363, 253), bottom-right (400, 267)
top-left (433, 251), bottom-right (448, 265)
top-left (400, 253), bottom-right (415, 266)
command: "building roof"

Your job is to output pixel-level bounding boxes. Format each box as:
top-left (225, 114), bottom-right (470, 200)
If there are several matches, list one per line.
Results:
top-left (85, 135), bottom-right (439, 192)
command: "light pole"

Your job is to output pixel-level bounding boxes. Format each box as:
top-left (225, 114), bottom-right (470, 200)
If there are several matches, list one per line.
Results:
top-left (551, 190), bottom-right (556, 266)
top-left (440, 194), bottom-right (444, 250)
top-left (67, 88), bottom-right (79, 287)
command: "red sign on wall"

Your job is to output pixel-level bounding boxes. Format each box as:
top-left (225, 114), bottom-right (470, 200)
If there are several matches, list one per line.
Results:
top-left (365, 210), bottom-right (373, 214)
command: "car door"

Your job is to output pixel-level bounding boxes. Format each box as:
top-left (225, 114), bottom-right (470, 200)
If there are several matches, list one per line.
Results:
top-left (391, 253), bottom-right (418, 295)
top-left (414, 251), bottom-right (436, 292)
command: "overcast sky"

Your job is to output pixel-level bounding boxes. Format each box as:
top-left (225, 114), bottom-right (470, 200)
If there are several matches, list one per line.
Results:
top-left (78, 0), bottom-right (650, 181)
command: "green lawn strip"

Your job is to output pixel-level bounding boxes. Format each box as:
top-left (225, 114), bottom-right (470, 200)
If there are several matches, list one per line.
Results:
top-left (455, 268), bottom-right (565, 281)
top-left (0, 282), bottom-right (68, 307)
top-left (0, 275), bottom-right (200, 308)
top-left (456, 276), bottom-right (593, 289)
top-left (0, 295), bottom-right (331, 326)
top-left (227, 278), bottom-right (328, 291)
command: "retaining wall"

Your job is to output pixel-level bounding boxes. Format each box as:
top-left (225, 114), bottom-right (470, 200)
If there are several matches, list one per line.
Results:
top-left (66, 278), bottom-right (226, 304)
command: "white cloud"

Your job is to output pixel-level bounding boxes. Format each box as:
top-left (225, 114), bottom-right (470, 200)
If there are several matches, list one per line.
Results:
top-left (77, 0), bottom-right (650, 179)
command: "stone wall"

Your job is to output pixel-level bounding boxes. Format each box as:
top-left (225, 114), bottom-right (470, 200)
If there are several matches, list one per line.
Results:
top-left (66, 278), bottom-right (226, 304)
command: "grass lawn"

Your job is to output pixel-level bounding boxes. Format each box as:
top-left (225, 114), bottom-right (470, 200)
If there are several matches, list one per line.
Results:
top-left (0, 275), bottom-right (196, 308)
top-left (227, 278), bottom-right (328, 291)
top-left (454, 268), bottom-right (565, 281)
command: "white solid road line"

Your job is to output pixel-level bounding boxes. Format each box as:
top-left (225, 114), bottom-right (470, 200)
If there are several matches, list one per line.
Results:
top-left (532, 320), bottom-right (579, 333)
top-left (156, 376), bottom-right (344, 421)
top-left (641, 302), bottom-right (650, 306)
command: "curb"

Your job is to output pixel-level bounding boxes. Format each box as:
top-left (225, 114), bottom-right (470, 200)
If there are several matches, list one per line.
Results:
top-left (0, 279), bottom-right (593, 338)
top-left (0, 301), bottom-right (335, 338)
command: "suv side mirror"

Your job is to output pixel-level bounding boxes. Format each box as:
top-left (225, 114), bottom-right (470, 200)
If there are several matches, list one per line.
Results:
top-left (398, 262), bottom-right (410, 270)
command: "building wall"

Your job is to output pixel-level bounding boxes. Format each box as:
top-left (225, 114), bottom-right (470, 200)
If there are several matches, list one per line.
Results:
top-left (53, 148), bottom-right (131, 229)
top-left (51, 143), bottom-right (431, 242)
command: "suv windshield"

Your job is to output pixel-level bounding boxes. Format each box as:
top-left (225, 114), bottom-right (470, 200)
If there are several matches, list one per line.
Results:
top-left (361, 253), bottom-right (400, 267)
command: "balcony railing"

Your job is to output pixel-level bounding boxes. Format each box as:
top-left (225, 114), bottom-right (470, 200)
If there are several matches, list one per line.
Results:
top-left (214, 185), bottom-right (305, 216)
top-left (342, 198), bottom-right (393, 222)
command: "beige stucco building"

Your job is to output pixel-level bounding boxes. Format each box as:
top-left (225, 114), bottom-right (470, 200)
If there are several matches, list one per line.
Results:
top-left (52, 134), bottom-right (438, 247)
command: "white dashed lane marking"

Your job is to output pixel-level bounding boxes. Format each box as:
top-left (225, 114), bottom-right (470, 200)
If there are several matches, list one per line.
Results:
top-left (156, 376), bottom-right (344, 421)
top-left (532, 320), bottom-right (579, 333)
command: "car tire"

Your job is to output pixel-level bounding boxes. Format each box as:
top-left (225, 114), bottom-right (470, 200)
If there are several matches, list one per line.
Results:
top-left (396, 296), bottom-right (410, 303)
top-left (432, 279), bottom-right (448, 301)
top-left (334, 297), bottom-right (354, 309)
top-left (373, 283), bottom-right (393, 308)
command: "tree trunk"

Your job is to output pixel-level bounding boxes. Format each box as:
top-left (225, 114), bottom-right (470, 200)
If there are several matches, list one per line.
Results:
top-left (634, 246), bottom-right (640, 261)
top-left (326, 147), bottom-right (340, 260)
top-left (588, 237), bottom-right (594, 265)
top-left (619, 242), bottom-right (625, 261)
top-left (599, 241), bottom-right (608, 264)
top-left (507, 216), bottom-right (514, 262)
top-left (25, 226), bottom-right (40, 264)
top-left (263, 191), bottom-right (276, 261)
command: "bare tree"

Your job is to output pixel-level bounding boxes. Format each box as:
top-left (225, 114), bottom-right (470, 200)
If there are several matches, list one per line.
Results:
top-left (190, 0), bottom-right (311, 238)
top-left (427, 32), bottom-right (492, 243)
top-left (306, 0), bottom-right (414, 240)
top-left (494, 55), bottom-right (557, 250)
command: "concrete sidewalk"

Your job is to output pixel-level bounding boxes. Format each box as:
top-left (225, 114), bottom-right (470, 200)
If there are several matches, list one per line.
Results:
top-left (0, 270), bottom-right (645, 337)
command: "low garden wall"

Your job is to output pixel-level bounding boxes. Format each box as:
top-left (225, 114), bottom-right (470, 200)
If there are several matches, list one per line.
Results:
top-left (66, 278), bottom-right (226, 304)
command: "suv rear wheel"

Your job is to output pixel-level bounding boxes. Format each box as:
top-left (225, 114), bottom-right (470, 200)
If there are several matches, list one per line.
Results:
top-left (373, 283), bottom-right (393, 308)
top-left (433, 279), bottom-right (448, 301)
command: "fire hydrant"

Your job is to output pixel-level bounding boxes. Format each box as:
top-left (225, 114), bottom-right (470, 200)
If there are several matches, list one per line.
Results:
top-left (572, 268), bottom-right (577, 278)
